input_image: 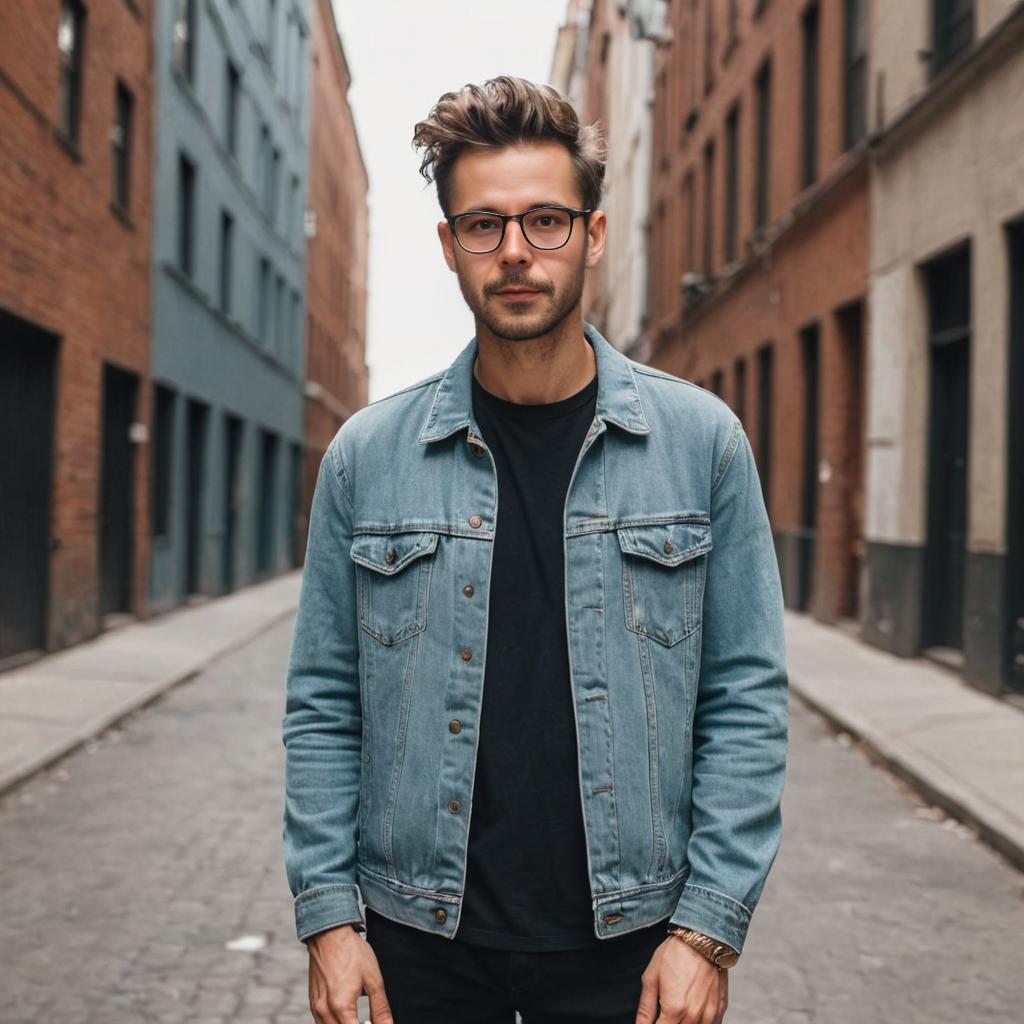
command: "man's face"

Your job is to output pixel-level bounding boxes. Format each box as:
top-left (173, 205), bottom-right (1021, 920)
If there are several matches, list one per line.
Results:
top-left (437, 141), bottom-right (606, 342)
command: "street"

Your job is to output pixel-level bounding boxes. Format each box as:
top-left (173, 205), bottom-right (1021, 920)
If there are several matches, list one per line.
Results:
top-left (1, 614), bottom-right (1022, 1024)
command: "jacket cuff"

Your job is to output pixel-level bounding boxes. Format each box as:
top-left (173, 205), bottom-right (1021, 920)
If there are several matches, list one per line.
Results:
top-left (294, 883), bottom-right (365, 943)
top-left (668, 882), bottom-right (752, 954)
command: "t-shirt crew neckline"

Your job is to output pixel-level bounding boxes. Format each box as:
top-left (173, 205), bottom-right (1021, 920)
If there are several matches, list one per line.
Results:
top-left (471, 367), bottom-right (598, 421)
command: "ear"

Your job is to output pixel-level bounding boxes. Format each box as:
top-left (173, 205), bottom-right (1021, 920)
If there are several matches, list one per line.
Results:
top-left (438, 220), bottom-right (458, 272)
top-left (583, 210), bottom-right (608, 270)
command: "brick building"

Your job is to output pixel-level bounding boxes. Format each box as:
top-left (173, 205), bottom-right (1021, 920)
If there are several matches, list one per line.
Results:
top-left (864, 0), bottom-right (1024, 696)
top-left (0, 0), bottom-right (154, 665)
top-left (300, 0), bottom-right (369, 557)
top-left (644, 0), bottom-right (870, 627)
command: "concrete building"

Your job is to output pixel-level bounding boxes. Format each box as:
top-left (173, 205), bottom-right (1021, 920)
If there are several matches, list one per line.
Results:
top-left (565, 0), bottom-right (666, 354)
top-left (0, 0), bottom-right (154, 664)
top-left (864, 0), bottom-right (1024, 696)
top-left (300, 0), bottom-right (369, 557)
top-left (644, 0), bottom-right (871, 630)
top-left (148, 0), bottom-right (311, 611)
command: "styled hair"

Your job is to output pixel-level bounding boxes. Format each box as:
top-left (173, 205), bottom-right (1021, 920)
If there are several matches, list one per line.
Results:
top-left (411, 75), bottom-right (606, 217)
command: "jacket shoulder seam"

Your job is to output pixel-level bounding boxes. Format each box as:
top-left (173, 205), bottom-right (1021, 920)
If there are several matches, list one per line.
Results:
top-left (711, 417), bottom-right (743, 497)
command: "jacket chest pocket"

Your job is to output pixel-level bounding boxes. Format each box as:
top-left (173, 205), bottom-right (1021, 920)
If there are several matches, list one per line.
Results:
top-left (616, 519), bottom-right (712, 648)
top-left (350, 530), bottom-right (440, 645)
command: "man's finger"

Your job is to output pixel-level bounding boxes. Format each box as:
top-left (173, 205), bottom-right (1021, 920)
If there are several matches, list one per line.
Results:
top-left (635, 966), bottom-right (659, 1024)
top-left (366, 976), bottom-right (395, 1024)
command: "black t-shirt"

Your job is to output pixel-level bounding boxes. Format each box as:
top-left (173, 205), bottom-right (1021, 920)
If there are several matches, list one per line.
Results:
top-left (453, 361), bottom-right (601, 951)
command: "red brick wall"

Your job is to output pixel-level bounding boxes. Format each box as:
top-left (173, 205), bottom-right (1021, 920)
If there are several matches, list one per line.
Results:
top-left (302, 0), bottom-right (369, 553)
top-left (0, 0), bottom-right (154, 648)
top-left (646, 0), bottom-right (869, 623)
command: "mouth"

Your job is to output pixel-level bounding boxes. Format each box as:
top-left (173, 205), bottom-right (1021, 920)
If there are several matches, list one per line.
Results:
top-left (496, 289), bottom-right (542, 300)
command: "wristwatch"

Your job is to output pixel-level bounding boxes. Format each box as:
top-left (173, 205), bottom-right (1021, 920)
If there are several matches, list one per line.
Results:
top-left (666, 926), bottom-right (740, 969)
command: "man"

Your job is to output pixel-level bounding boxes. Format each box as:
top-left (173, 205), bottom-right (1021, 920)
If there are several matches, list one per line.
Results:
top-left (282, 76), bottom-right (788, 1024)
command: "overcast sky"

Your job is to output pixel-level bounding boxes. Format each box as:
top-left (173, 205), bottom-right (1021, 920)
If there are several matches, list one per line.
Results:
top-left (331, 1), bottom-right (568, 401)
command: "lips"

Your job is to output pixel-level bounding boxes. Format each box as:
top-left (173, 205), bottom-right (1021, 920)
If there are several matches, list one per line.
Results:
top-left (498, 289), bottom-right (540, 297)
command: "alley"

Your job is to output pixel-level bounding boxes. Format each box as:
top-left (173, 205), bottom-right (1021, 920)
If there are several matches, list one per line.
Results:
top-left (1, 614), bottom-right (1022, 1023)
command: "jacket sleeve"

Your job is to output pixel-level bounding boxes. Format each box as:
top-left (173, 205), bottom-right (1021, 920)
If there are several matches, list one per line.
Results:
top-left (669, 416), bottom-right (789, 954)
top-left (281, 437), bottom-right (366, 942)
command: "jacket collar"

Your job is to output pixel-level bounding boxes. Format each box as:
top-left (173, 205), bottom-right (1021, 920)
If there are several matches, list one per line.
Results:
top-left (417, 320), bottom-right (652, 445)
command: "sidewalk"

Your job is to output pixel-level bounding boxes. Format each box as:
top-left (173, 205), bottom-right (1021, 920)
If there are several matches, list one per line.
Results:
top-left (785, 610), bottom-right (1024, 871)
top-left (0, 571), bottom-right (302, 795)
top-left (2, 577), bottom-right (1022, 872)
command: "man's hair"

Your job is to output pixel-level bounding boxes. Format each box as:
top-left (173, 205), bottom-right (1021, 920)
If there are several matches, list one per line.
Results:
top-left (411, 75), bottom-right (606, 217)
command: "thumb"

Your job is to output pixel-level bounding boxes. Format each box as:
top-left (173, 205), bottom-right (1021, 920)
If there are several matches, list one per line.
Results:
top-left (635, 966), bottom-right (659, 1024)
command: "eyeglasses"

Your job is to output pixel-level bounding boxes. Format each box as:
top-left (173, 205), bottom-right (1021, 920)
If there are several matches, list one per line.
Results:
top-left (447, 205), bottom-right (592, 254)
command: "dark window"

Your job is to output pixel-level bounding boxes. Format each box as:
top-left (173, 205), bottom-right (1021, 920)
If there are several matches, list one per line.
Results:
top-left (112, 81), bottom-right (133, 211)
top-left (802, 3), bottom-right (820, 188)
top-left (703, 139), bottom-right (716, 276)
top-left (289, 173), bottom-right (300, 240)
top-left (724, 103), bottom-right (740, 263)
top-left (257, 121), bottom-right (270, 202)
top-left (225, 60), bottom-right (240, 156)
top-left (257, 256), bottom-right (271, 341)
top-left (151, 385), bottom-right (175, 540)
top-left (734, 357), bottom-right (747, 424)
top-left (843, 0), bottom-right (868, 149)
top-left (219, 210), bottom-right (234, 314)
top-left (710, 370), bottom-right (724, 397)
top-left (57, 0), bottom-right (85, 145)
top-left (755, 58), bottom-right (772, 230)
top-left (269, 147), bottom-right (281, 221)
top-left (177, 153), bottom-right (196, 277)
top-left (704, 0), bottom-right (716, 95)
top-left (266, 0), bottom-right (277, 68)
top-left (290, 289), bottom-right (301, 369)
top-left (275, 273), bottom-right (286, 353)
top-left (757, 343), bottom-right (774, 512)
top-left (172, 0), bottom-right (195, 82)
top-left (932, 0), bottom-right (974, 75)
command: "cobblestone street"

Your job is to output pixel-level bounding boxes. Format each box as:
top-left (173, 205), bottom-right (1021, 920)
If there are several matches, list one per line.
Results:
top-left (1, 613), bottom-right (1022, 1023)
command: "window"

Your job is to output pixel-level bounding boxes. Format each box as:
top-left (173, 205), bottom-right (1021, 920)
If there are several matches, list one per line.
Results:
top-left (57, 0), bottom-right (85, 145)
top-left (275, 273), bottom-right (286, 354)
top-left (151, 385), bottom-right (175, 540)
top-left (288, 173), bottom-right (300, 241)
top-left (702, 139), bottom-right (716, 276)
top-left (704, 0), bottom-right (716, 95)
top-left (257, 256), bottom-right (271, 341)
top-left (710, 370), bottom-right (724, 397)
top-left (172, 0), bottom-right (195, 83)
top-left (724, 103), bottom-right (740, 263)
top-left (219, 210), bottom-right (234, 314)
top-left (177, 153), bottom-right (196, 277)
top-left (733, 357), bottom-right (747, 424)
top-left (755, 58), bottom-right (772, 231)
top-left (111, 81), bottom-right (134, 211)
top-left (843, 0), bottom-right (868, 148)
top-left (225, 60), bottom-right (240, 156)
top-left (683, 171), bottom-right (695, 277)
top-left (756, 343), bottom-right (774, 510)
top-left (802, 3), bottom-right (820, 188)
top-left (269, 147), bottom-right (281, 221)
top-left (290, 289), bottom-right (301, 370)
top-left (266, 0), bottom-right (277, 69)
top-left (932, 0), bottom-right (974, 75)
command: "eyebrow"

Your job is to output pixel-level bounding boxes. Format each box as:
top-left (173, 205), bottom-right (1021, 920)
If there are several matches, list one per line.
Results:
top-left (460, 200), bottom-right (572, 213)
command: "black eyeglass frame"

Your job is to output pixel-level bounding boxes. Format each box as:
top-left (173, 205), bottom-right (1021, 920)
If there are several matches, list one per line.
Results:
top-left (446, 205), bottom-right (593, 254)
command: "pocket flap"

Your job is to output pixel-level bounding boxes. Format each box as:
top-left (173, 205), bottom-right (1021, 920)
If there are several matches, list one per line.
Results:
top-left (350, 531), bottom-right (439, 575)
top-left (616, 520), bottom-right (712, 567)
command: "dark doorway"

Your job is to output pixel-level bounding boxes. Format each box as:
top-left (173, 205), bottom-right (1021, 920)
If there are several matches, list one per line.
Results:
top-left (1007, 224), bottom-right (1024, 692)
top-left (797, 323), bottom-right (821, 612)
top-left (288, 441), bottom-right (302, 569)
top-left (923, 245), bottom-right (971, 652)
top-left (222, 414), bottom-right (243, 593)
top-left (0, 310), bottom-right (57, 665)
top-left (99, 363), bottom-right (138, 619)
top-left (756, 342), bottom-right (774, 515)
top-left (256, 430), bottom-right (279, 575)
top-left (836, 301), bottom-right (866, 620)
top-left (184, 399), bottom-right (209, 597)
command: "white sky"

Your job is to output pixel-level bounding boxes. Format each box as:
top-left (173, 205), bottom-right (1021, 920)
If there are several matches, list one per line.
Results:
top-left (331, 1), bottom-right (568, 401)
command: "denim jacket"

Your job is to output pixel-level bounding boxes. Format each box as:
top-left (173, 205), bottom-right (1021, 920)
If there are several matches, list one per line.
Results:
top-left (282, 321), bottom-right (789, 954)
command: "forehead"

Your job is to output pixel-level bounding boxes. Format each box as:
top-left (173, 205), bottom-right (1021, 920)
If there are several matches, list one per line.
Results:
top-left (449, 141), bottom-right (581, 212)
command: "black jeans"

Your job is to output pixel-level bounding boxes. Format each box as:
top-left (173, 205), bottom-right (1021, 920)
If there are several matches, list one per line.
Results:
top-left (364, 906), bottom-right (669, 1023)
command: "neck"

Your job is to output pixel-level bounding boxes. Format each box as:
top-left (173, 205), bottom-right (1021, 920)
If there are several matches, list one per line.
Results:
top-left (472, 311), bottom-right (595, 405)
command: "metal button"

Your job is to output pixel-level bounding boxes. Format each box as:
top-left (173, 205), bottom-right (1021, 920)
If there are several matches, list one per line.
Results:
top-left (461, 648), bottom-right (473, 661)
top-left (448, 799), bottom-right (461, 814)
top-left (449, 719), bottom-right (462, 734)
top-left (434, 908), bottom-right (447, 923)
top-left (463, 584), bottom-right (475, 598)
top-left (663, 541), bottom-right (673, 555)
top-left (468, 514), bottom-right (482, 528)
top-left (385, 549), bottom-right (397, 564)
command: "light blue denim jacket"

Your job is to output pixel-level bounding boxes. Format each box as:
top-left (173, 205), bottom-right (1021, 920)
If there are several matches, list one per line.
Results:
top-left (282, 321), bottom-right (788, 954)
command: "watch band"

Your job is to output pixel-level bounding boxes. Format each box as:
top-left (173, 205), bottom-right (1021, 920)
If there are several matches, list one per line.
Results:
top-left (666, 925), bottom-right (739, 969)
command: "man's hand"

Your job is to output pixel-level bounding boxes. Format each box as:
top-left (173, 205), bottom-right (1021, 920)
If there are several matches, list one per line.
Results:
top-left (635, 937), bottom-right (729, 1024)
top-left (306, 923), bottom-right (394, 1024)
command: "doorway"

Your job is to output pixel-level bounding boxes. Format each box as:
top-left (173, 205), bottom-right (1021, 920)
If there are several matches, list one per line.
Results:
top-left (1007, 223), bottom-right (1024, 692)
top-left (184, 399), bottom-right (209, 597)
top-left (222, 414), bottom-right (243, 593)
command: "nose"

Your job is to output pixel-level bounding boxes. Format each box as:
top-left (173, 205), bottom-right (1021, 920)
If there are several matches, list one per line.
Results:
top-left (498, 218), bottom-right (532, 265)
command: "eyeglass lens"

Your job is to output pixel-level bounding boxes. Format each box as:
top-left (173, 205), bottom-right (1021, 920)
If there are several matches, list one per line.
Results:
top-left (454, 208), bottom-right (574, 253)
